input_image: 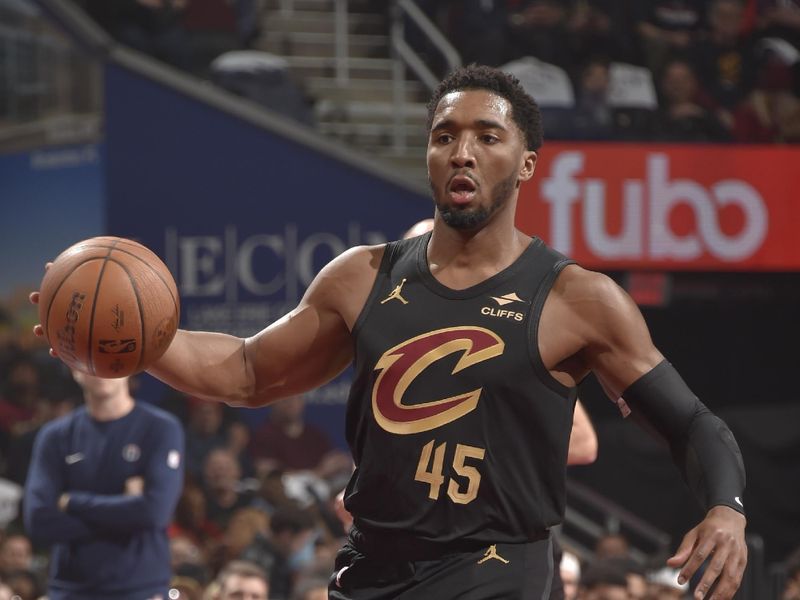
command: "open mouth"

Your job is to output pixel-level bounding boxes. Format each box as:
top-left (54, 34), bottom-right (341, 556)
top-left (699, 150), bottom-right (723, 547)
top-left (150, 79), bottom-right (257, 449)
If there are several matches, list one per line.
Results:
top-left (448, 175), bottom-right (477, 204)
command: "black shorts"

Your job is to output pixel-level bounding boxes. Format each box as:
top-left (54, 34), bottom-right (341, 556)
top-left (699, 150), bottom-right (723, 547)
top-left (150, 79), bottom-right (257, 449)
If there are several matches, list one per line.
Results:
top-left (329, 533), bottom-right (555, 600)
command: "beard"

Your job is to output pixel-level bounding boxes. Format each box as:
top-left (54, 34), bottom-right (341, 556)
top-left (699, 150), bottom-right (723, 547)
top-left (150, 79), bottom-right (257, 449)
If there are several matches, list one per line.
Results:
top-left (431, 168), bottom-right (518, 231)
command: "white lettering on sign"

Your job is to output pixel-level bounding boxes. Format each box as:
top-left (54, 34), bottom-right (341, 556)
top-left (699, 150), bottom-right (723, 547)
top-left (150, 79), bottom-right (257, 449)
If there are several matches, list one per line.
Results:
top-left (541, 152), bottom-right (768, 262)
top-left (167, 223), bottom-right (387, 303)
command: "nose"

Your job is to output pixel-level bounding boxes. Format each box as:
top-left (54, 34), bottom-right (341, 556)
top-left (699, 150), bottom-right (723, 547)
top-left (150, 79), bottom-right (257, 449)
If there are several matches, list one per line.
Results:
top-left (450, 136), bottom-right (476, 169)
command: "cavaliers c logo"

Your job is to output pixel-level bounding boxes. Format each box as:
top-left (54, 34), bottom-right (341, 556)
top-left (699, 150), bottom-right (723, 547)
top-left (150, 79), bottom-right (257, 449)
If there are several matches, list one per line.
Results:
top-left (372, 327), bottom-right (505, 434)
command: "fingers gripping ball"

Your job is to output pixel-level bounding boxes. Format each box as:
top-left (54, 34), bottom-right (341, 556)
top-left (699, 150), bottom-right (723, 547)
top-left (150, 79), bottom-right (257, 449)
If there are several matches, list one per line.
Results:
top-left (38, 237), bottom-right (180, 378)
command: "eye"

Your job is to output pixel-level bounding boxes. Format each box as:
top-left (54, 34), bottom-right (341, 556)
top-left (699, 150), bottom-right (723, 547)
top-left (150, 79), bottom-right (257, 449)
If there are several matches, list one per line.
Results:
top-left (480, 134), bottom-right (499, 144)
top-left (435, 133), bottom-right (454, 144)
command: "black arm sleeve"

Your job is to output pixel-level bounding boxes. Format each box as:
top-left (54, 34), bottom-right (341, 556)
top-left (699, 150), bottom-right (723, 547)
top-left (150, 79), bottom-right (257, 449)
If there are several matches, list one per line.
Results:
top-left (622, 360), bottom-right (746, 516)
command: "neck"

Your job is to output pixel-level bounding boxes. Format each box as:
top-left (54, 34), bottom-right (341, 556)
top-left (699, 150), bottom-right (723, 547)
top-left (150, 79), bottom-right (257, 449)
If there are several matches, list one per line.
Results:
top-left (427, 205), bottom-right (529, 289)
top-left (85, 392), bottom-right (135, 421)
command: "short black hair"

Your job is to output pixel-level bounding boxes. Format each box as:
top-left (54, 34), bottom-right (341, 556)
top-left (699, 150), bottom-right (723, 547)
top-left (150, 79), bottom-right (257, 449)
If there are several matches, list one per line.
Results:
top-left (269, 506), bottom-right (315, 535)
top-left (426, 64), bottom-right (543, 151)
top-left (580, 559), bottom-right (630, 588)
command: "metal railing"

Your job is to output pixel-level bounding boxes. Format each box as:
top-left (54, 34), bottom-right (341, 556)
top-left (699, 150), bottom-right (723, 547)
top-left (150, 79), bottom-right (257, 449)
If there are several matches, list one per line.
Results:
top-left (0, 2), bottom-right (102, 151)
top-left (562, 478), bottom-right (672, 563)
top-left (389, 0), bottom-right (461, 151)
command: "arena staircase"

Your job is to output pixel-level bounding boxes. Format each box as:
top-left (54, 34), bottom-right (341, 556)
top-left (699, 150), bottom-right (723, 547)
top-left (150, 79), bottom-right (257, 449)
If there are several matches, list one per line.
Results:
top-left (256, 0), bottom-right (442, 185)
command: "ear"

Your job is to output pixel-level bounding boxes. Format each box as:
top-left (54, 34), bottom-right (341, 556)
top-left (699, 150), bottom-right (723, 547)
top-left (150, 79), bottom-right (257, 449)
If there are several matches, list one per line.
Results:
top-left (518, 151), bottom-right (537, 182)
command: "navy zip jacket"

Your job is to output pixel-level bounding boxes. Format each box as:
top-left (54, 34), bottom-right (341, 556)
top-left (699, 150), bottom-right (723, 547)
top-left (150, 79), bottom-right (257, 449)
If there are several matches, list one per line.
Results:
top-left (24, 402), bottom-right (184, 599)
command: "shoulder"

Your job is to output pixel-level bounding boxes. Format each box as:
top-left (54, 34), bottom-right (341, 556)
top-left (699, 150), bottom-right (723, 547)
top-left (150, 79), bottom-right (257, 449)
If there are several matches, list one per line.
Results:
top-left (34, 410), bottom-right (81, 449)
top-left (316, 244), bottom-right (386, 281)
top-left (551, 265), bottom-right (644, 341)
top-left (552, 264), bottom-right (629, 307)
top-left (303, 244), bottom-right (387, 323)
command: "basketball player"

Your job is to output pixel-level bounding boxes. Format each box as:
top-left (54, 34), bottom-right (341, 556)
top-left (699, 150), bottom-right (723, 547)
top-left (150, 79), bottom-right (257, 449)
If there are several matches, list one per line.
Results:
top-left (23, 371), bottom-right (184, 600)
top-left (32, 65), bottom-right (746, 599)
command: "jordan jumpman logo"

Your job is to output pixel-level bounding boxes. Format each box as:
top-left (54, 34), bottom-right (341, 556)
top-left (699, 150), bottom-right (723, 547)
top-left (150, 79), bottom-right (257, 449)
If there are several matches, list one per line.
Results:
top-left (381, 278), bottom-right (409, 305)
top-left (477, 545), bottom-right (510, 565)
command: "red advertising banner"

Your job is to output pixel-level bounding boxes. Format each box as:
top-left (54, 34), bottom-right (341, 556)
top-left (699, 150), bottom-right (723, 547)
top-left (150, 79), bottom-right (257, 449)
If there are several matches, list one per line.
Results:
top-left (516, 143), bottom-right (800, 270)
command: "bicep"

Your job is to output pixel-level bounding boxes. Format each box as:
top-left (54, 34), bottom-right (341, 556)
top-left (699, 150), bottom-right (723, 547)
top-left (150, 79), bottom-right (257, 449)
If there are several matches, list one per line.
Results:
top-left (243, 247), bottom-right (380, 405)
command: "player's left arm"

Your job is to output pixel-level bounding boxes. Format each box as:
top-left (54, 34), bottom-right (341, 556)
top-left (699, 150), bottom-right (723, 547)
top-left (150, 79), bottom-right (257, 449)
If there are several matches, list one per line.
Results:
top-left (63, 415), bottom-right (184, 533)
top-left (574, 270), bottom-right (747, 600)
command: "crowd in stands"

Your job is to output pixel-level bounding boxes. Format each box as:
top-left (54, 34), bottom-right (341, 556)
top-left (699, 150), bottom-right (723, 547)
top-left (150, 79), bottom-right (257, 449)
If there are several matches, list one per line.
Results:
top-left (66, 0), bottom-right (800, 144)
top-left (418, 0), bottom-right (800, 143)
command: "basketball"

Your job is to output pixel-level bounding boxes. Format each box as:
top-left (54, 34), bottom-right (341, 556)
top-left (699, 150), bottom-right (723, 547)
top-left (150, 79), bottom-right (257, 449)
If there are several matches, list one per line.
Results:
top-left (38, 236), bottom-right (180, 378)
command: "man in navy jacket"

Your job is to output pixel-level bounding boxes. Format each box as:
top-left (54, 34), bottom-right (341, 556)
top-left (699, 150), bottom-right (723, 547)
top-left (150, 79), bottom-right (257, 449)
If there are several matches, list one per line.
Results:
top-left (24, 371), bottom-right (184, 600)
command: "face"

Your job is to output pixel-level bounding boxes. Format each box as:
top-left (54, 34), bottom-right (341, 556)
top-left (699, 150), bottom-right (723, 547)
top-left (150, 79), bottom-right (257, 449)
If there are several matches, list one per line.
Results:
top-left (191, 400), bottom-right (223, 434)
top-left (219, 574), bottom-right (269, 600)
top-left (661, 62), bottom-right (697, 104)
top-left (0, 535), bottom-right (32, 572)
top-left (204, 449), bottom-right (241, 491)
top-left (710, 0), bottom-right (743, 40)
top-left (427, 90), bottom-right (535, 231)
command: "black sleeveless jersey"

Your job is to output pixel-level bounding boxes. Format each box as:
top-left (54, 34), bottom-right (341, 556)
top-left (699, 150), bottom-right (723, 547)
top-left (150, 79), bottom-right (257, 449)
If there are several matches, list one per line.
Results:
top-left (343, 232), bottom-right (578, 548)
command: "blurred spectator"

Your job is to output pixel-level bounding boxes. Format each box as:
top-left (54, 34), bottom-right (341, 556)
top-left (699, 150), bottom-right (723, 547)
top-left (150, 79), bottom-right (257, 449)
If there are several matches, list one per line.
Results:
top-left (2, 569), bottom-right (41, 600)
top-left (783, 544), bottom-right (800, 600)
top-left (732, 50), bottom-right (800, 141)
top-left (564, 57), bottom-right (615, 139)
top-left (0, 354), bottom-right (43, 459)
top-left (185, 399), bottom-right (228, 479)
top-left (578, 558), bottom-right (630, 600)
top-left (23, 371), bottom-right (184, 599)
top-left (210, 52), bottom-right (317, 128)
top-left (215, 560), bottom-right (269, 600)
top-left (560, 549), bottom-right (581, 600)
top-left (691, 0), bottom-right (758, 120)
top-left (634, 0), bottom-right (707, 73)
top-left (646, 566), bottom-right (689, 598)
top-left (653, 58), bottom-right (731, 141)
top-left (449, 0), bottom-right (511, 66)
top-left (240, 506), bottom-right (316, 600)
top-left (291, 576), bottom-right (328, 600)
top-left (609, 557), bottom-right (647, 599)
top-left (182, 0), bottom-right (242, 77)
top-left (507, 0), bottom-right (575, 70)
top-left (757, 0), bottom-right (800, 50)
top-left (96, 0), bottom-right (192, 71)
top-left (168, 575), bottom-right (204, 600)
top-left (218, 506), bottom-right (269, 570)
top-left (594, 532), bottom-right (631, 560)
top-left (249, 395), bottom-right (351, 483)
top-left (202, 447), bottom-right (258, 530)
top-left (184, 398), bottom-right (254, 481)
top-left (0, 478), bottom-right (23, 530)
top-left (5, 382), bottom-right (80, 485)
top-left (0, 533), bottom-right (32, 578)
top-left (170, 483), bottom-right (223, 548)
top-left (567, 0), bottom-right (638, 65)
top-left (169, 534), bottom-right (209, 585)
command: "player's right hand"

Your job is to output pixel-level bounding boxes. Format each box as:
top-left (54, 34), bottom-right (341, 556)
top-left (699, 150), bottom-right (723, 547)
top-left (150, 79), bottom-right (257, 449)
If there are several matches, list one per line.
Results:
top-left (29, 262), bottom-right (57, 356)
